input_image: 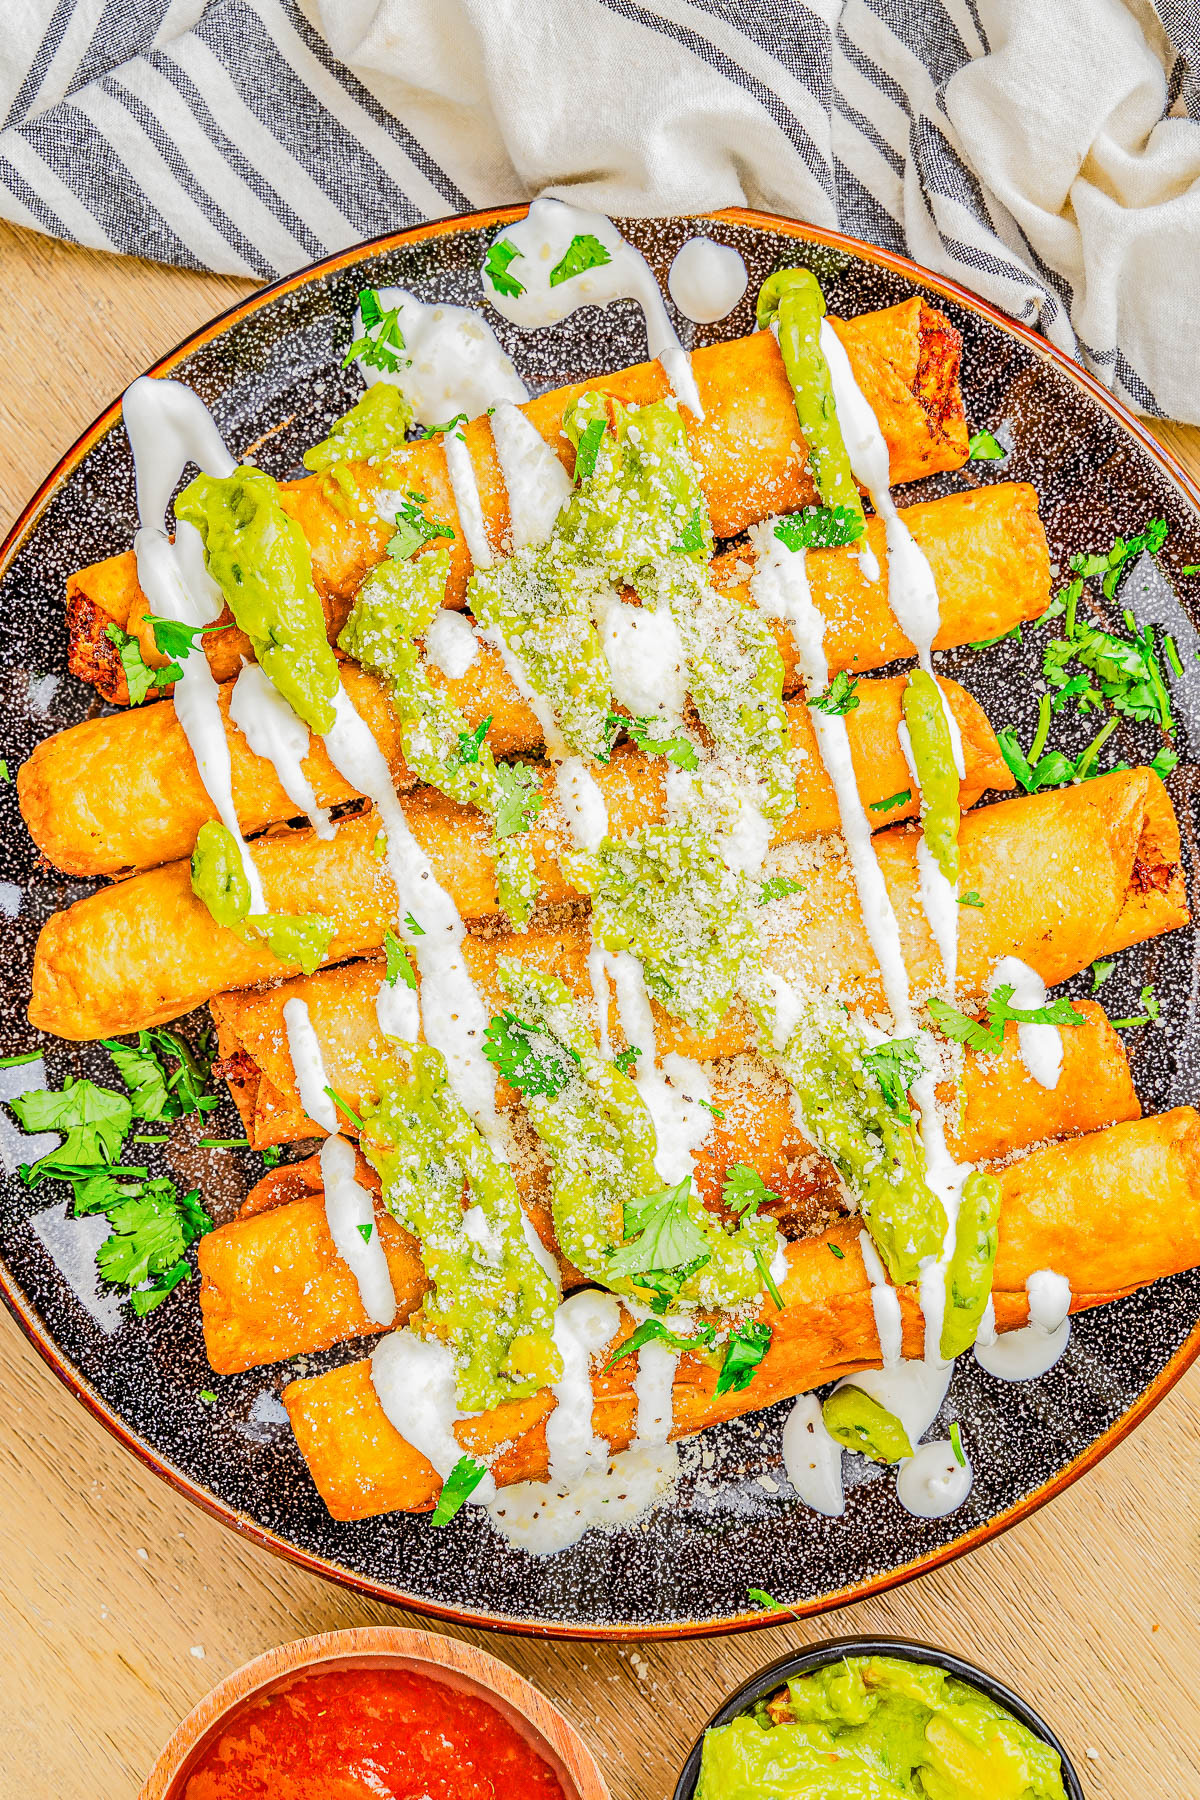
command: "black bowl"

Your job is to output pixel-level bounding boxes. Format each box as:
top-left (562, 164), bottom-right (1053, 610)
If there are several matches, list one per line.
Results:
top-left (672, 1634), bottom-right (1086, 1800)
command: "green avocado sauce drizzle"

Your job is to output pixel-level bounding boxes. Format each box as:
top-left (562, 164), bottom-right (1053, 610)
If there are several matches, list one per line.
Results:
top-left (696, 1654), bottom-right (1069, 1800)
top-left (489, 963), bottom-right (777, 1313)
top-left (338, 548), bottom-right (543, 927)
top-left (756, 267), bottom-right (865, 530)
top-left (189, 819), bottom-right (334, 974)
top-left (902, 668), bottom-right (961, 887)
top-left (940, 1167), bottom-right (1001, 1359)
top-left (357, 1042), bottom-right (562, 1412)
top-left (175, 467), bottom-right (340, 734)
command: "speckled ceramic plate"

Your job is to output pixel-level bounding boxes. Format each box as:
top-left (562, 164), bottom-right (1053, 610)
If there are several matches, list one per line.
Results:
top-left (1, 207), bottom-right (1198, 1639)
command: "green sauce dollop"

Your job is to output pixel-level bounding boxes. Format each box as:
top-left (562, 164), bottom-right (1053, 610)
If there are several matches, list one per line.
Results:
top-left (697, 1654), bottom-right (1068, 1800)
top-left (822, 1385), bottom-right (913, 1464)
top-left (189, 820), bottom-right (334, 975)
top-left (303, 383), bottom-right (414, 473)
top-left (175, 466), bottom-right (340, 733)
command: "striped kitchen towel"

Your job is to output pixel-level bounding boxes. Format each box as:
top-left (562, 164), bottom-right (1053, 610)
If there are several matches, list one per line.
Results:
top-left (0, 0), bottom-right (1198, 419)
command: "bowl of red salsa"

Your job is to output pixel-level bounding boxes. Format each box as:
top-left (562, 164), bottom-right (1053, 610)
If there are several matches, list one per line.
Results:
top-left (139, 1626), bottom-right (610, 1800)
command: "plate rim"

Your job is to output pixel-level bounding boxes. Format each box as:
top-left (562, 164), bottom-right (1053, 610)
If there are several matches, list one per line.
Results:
top-left (2, 201), bottom-right (1198, 1641)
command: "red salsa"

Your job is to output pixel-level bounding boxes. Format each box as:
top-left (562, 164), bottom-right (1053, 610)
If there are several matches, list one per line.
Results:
top-left (184, 1666), bottom-right (567, 1800)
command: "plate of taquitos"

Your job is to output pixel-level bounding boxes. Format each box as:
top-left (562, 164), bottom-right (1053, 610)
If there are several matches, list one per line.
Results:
top-left (2, 203), bottom-right (1199, 1636)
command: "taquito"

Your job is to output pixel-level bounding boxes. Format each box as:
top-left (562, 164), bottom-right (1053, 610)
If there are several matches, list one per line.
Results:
top-left (22, 478), bottom-right (1049, 878)
top-left (66, 300), bottom-right (969, 703)
top-left (28, 767), bottom-right (1188, 1042)
top-left (198, 1006), bottom-right (1138, 1374)
top-left (281, 1108), bottom-right (1200, 1520)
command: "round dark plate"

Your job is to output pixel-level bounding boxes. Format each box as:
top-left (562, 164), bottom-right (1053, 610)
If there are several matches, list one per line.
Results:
top-left (670, 1634), bottom-right (1086, 1799)
top-left (0, 207), bottom-right (1198, 1638)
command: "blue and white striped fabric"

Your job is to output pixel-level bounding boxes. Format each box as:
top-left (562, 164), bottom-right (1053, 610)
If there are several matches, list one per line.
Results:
top-left (1, 0), bottom-right (1198, 419)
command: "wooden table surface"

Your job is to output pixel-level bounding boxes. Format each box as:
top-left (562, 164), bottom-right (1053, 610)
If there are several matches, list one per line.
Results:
top-left (0, 216), bottom-right (1197, 1800)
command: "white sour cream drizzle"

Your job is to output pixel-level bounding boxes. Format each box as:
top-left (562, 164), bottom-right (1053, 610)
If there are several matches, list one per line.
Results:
top-left (423, 607), bottom-right (479, 681)
top-left (319, 1132), bottom-right (396, 1325)
top-left (354, 284), bottom-right (527, 424)
top-left (282, 996), bottom-right (339, 1133)
top-left (975, 1270), bottom-right (1072, 1381)
top-left (593, 590), bottom-right (689, 727)
top-left (632, 1336), bottom-right (679, 1449)
top-left (896, 1441), bottom-right (973, 1518)
top-left (781, 1392), bottom-right (845, 1516)
top-left (122, 376), bottom-right (266, 911)
top-left (321, 686), bottom-right (504, 1147)
top-left (371, 1329), bottom-right (498, 1504)
top-left (488, 398), bottom-right (572, 549)
top-left (667, 238), bottom-right (749, 324)
top-left (482, 196), bottom-right (705, 419)
top-left (441, 424), bottom-right (494, 570)
top-left (990, 955), bottom-right (1064, 1091)
top-left (229, 660), bottom-right (333, 839)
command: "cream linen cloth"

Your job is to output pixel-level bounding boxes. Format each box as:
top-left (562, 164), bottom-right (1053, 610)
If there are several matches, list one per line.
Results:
top-left (0, 0), bottom-right (1196, 417)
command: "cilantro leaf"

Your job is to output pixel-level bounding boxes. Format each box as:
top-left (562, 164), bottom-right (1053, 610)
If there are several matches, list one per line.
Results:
top-left (483, 240), bottom-right (525, 299)
top-left (675, 506), bottom-right (708, 555)
top-left (613, 1045), bottom-right (641, 1076)
top-left (105, 623), bottom-right (178, 704)
top-left (632, 1253), bottom-right (712, 1314)
top-left (387, 492), bottom-right (455, 562)
top-left (1150, 748), bottom-right (1179, 780)
top-left (101, 1037), bottom-right (174, 1121)
top-left (357, 1221), bottom-right (373, 1243)
top-left (958, 890), bottom-right (984, 908)
top-left (774, 505), bottom-right (865, 551)
top-left (94, 1177), bottom-right (211, 1301)
top-left (747, 1588), bottom-right (785, 1611)
top-left (715, 1320), bottom-right (772, 1397)
top-left (456, 714), bottom-right (492, 766)
top-left (1109, 984), bottom-right (1160, 1030)
top-left (549, 233), bottom-right (613, 287)
top-left (610, 711), bottom-right (699, 771)
top-left (492, 761), bottom-right (543, 838)
top-left (130, 1258), bottom-right (192, 1317)
top-left (928, 985), bottom-right (1086, 1054)
top-left (758, 875), bottom-right (803, 905)
top-left (607, 1178), bottom-right (710, 1280)
top-left (404, 911), bottom-right (425, 936)
top-left (861, 1037), bottom-right (923, 1120)
top-left (383, 929), bottom-right (417, 991)
top-left (9, 1079), bottom-right (132, 1173)
top-left (869, 789), bottom-right (911, 813)
top-left (431, 1454), bottom-right (489, 1526)
top-left (1090, 958), bottom-right (1114, 991)
top-left (572, 415), bottom-right (607, 484)
top-left (607, 1316), bottom-right (715, 1368)
top-left (968, 429), bottom-right (1006, 462)
top-left (809, 671), bottom-right (860, 715)
top-left (262, 1146), bottom-right (283, 1169)
top-left (343, 289), bottom-right (406, 374)
top-left (145, 615), bottom-right (228, 662)
top-left (720, 1164), bottom-right (779, 1216)
top-left (483, 1011), bottom-right (580, 1098)
top-left (324, 1086), bottom-right (365, 1130)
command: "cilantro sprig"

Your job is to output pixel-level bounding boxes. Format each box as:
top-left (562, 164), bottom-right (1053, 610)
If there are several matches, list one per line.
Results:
top-left (549, 233), bottom-right (613, 287)
top-left (607, 1316), bottom-right (716, 1369)
top-left (809, 671), bottom-right (860, 716)
top-left (774, 505), bottom-right (865, 551)
top-left (387, 491), bottom-right (455, 562)
top-left (483, 1010), bottom-right (580, 1098)
top-left (715, 1320), bottom-right (772, 1397)
top-left (1109, 984), bottom-right (1160, 1030)
top-left (145, 616), bottom-right (230, 662)
top-left (483, 239), bottom-right (525, 299)
top-left (602, 711), bottom-right (699, 771)
top-left (927, 985), bottom-right (1086, 1055)
top-left (343, 287), bottom-right (407, 374)
top-left (430, 1453), bottom-right (489, 1526)
top-left (105, 624), bottom-right (178, 704)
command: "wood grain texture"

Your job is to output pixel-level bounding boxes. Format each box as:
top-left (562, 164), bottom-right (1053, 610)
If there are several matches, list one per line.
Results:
top-left (0, 216), bottom-right (1197, 1800)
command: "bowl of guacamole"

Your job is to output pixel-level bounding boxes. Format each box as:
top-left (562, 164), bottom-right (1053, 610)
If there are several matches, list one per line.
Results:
top-left (672, 1638), bottom-right (1085, 1800)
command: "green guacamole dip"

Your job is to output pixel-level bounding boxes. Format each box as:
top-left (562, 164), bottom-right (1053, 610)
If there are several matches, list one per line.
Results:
top-left (696, 1656), bottom-right (1068, 1800)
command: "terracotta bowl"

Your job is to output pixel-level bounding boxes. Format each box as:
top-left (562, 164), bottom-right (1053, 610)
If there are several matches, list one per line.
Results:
top-left (139, 1625), bottom-right (610, 1799)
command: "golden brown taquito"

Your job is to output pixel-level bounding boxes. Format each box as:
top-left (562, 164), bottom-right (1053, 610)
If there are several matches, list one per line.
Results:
top-left (28, 767), bottom-right (1187, 1042)
top-left (66, 300), bottom-right (968, 703)
top-left (280, 1108), bottom-right (1200, 1520)
top-left (24, 474), bottom-right (1050, 876)
top-left (198, 1004), bottom-right (1137, 1374)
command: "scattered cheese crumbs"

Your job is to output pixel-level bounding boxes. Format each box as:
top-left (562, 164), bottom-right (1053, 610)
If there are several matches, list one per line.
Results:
top-left (189, 1645), bottom-right (206, 1659)
top-left (1085, 1748), bottom-right (1100, 1762)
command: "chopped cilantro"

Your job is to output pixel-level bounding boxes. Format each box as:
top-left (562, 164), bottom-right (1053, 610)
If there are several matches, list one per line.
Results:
top-left (383, 928), bottom-right (417, 991)
top-left (456, 714), bottom-right (492, 766)
top-left (483, 239), bottom-right (525, 299)
top-left (698, 1097), bottom-right (725, 1121)
top-left (967, 429), bottom-right (1006, 461)
top-left (950, 1421), bottom-right (966, 1466)
top-left (958, 890), bottom-right (984, 908)
top-left (605, 711), bottom-right (699, 771)
top-left (343, 288), bottom-right (406, 374)
top-left (1109, 984), bottom-right (1160, 1030)
top-left (483, 1010), bottom-right (580, 1098)
top-left (747, 1588), bottom-right (784, 1611)
top-left (720, 1164), bottom-right (779, 1216)
top-left (404, 911), bottom-right (425, 936)
top-left (927, 985), bottom-right (1086, 1055)
top-left (0, 1051), bottom-right (41, 1068)
top-left (809, 671), bottom-right (860, 715)
top-left (572, 415), bottom-right (607, 485)
top-left (430, 1454), bottom-right (488, 1526)
top-left (613, 1045), bottom-right (641, 1076)
top-left (9, 1079), bottom-right (132, 1177)
top-left (105, 623), bottom-right (178, 704)
top-left (607, 1316), bottom-right (715, 1368)
top-left (421, 412), bottom-right (469, 439)
top-left (548, 233), bottom-right (613, 287)
top-left (829, 1243), bottom-right (845, 1259)
top-left (774, 505), bottom-right (864, 551)
top-left (996, 699), bottom-right (1119, 795)
top-left (199, 1389), bottom-right (217, 1404)
top-left (675, 506), bottom-right (708, 554)
top-left (145, 615), bottom-right (229, 661)
top-left (968, 624), bottom-right (1022, 651)
top-left (715, 1321), bottom-right (772, 1397)
top-left (387, 492), bottom-right (455, 562)
top-left (631, 1253), bottom-right (712, 1315)
top-left (607, 1178), bottom-right (710, 1281)
top-left (1090, 958), bottom-right (1115, 991)
top-left (262, 1146), bottom-right (283, 1169)
top-left (1181, 564), bottom-right (1200, 577)
top-left (491, 761), bottom-right (544, 837)
top-left (197, 1137), bottom-right (249, 1149)
top-left (1164, 635), bottom-right (1184, 678)
top-left (357, 1221), bottom-right (374, 1243)
top-left (758, 875), bottom-right (804, 905)
top-left (133, 1133), bottom-right (169, 1144)
top-left (1150, 748), bottom-right (1179, 780)
top-left (869, 789), bottom-right (911, 813)
top-left (323, 1086), bottom-right (365, 1130)
top-left (101, 1028), bottom-right (218, 1122)
top-left (861, 1037), bottom-right (923, 1120)
top-left (753, 1246), bottom-right (784, 1311)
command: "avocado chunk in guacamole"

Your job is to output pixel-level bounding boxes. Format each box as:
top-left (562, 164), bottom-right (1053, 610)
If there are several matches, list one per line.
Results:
top-left (696, 1654), bottom-right (1067, 1800)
